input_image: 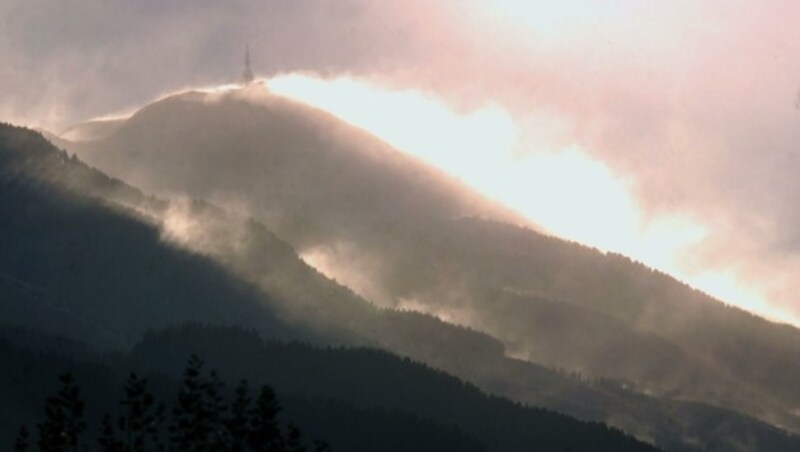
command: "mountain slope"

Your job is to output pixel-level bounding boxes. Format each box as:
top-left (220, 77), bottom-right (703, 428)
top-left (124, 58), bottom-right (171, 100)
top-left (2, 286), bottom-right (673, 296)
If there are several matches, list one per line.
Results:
top-left (60, 86), bottom-right (800, 434)
top-left (6, 119), bottom-right (799, 450)
top-left (112, 176), bottom-right (800, 452)
top-left (0, 122), bottom-right (295, 347)
top-left (65, 88), bottom-right (522, 248)
top-left (0, 123), bottom-right (671, 451)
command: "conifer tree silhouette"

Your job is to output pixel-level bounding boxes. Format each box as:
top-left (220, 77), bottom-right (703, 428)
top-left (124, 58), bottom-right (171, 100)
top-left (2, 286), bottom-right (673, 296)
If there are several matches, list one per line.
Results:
top-left (170, 354), bottom-right (212, 451)
top-left (120, 373), bottom-right (164, 451)
top-left (226, 380), bottom-right (253, 452)
top-left (204, 370), bottom-right (229, 450)
top-left (20, 356), bottom-right (326, 452)
top-left (37, 373), bottom-right (87, 452)
top-left (97, 413), bottom-right (123, 452)
top-left (249, 385), bottom-right (285, 451)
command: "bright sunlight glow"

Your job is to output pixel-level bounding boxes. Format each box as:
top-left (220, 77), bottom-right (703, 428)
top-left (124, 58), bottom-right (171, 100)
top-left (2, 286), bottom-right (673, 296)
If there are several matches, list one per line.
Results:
top-left (267, 74), bottom-right (796, 325)
top-left (471, 0), bottom-right (630, 42)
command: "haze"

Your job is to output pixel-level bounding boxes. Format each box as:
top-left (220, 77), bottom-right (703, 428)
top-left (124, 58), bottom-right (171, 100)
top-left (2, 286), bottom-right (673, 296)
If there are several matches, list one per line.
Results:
top-left (2, 0), bottom-right (800, 326)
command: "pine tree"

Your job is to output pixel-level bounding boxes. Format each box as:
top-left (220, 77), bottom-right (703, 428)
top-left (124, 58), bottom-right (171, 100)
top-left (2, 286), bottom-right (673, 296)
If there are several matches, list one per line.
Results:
top-left (37, 373), bottom-right (87, 452)
top-left (21, 356), bottom-right (329, 452)
top-left (204, 370), bottom-right (229, 450)
top-left (249, 385), bottom-right (284, 452)
top-left (170, 354), bottom-right (212, 451)
top-left (119, 373), bottom-right (164, 451)
top-left (97, 413), bottom-right (123, 452)
top-left (226, 380), bottom-right (252, 452)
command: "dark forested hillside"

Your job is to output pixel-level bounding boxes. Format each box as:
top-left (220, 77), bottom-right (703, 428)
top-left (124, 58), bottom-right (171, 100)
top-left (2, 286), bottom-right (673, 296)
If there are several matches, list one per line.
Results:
top-left (4, 121), bottom-right (800, 451)
top-left (0, 325), bottom-right (664, 452)
top-left (0, 123), bottom-right (294, 347)
top-left (58, 88), bottom-right (800, 439)
top-left (349, 216), bottom-right (800, 427)
top-left (0, 122), bottom-right (666, 451)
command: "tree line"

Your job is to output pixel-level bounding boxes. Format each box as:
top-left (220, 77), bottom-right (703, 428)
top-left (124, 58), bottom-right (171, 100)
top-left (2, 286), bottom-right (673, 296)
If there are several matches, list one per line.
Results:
top-left (14, 355), bottom-right (329, 452)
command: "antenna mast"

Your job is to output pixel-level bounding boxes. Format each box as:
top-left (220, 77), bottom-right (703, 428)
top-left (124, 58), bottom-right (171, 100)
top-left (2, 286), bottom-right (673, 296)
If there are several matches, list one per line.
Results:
top-left (240, 43), bottom-right (254, 85)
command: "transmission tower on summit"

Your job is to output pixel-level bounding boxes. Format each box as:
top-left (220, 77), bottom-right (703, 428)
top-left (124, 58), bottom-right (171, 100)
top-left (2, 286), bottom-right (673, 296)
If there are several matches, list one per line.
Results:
top-left (240, 43), bottom-right (255, 85)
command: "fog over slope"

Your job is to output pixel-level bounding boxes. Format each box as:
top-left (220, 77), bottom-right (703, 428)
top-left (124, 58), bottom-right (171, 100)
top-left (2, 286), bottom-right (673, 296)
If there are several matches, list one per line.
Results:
top-left (5, 1), bottom-right (800, 450)
top-left (65, 85), bottom-right (524, 245)
top-left (10, 121), bottom-right (792, 451)
top-left (57, 85), bottom-right (800, 439)
top-left (5, 0), bottom-right (800, 325)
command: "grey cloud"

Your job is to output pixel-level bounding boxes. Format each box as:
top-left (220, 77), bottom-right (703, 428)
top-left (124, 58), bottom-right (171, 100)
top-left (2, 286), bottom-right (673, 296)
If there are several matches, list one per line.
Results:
top-left (4, 0), bottom-right (800, 320)
top-left (0, 0), bottom-right (450, 129)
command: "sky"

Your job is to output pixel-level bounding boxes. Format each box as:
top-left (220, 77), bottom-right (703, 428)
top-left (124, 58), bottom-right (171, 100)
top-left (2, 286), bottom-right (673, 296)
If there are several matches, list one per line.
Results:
top-left (2, 0), bottom-right (800, 325)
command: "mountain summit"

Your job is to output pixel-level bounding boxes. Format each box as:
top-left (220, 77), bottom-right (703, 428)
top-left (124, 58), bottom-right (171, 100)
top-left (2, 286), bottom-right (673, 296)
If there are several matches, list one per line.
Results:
top-left (56, 86), bottom-right (800, 450)
top-left (64, 86), bottom-right (522, 246)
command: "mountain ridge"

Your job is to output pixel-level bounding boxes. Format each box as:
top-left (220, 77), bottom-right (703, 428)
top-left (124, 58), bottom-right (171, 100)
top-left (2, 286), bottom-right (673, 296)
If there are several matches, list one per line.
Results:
top-left (0, 122), bottom-right (676, 450)
top-left (18, 82), bottom-right (800, 449)
top-left (55, 88), bottom-right (800, 433)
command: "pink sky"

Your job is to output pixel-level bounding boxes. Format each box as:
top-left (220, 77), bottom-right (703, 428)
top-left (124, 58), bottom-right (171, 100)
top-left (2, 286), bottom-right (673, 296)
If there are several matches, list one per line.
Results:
top-left (2, 0), bottom-right (800, 324)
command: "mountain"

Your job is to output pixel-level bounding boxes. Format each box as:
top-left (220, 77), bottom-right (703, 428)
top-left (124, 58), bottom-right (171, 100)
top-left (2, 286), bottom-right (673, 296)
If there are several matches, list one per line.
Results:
top-left (59, 85), bottom-right (800, 435)
top-left (0, 120), bottom-right (779, 451)
top-left (60, 87), bottom-right (523, 250)
top-left (0, 123), bottom-right (305, 348)
top-left (3, 105), bottom-right (798, 450)
top-left (102, 180), bottom-right (800, 452)
top-left (0, 122), bottom-right (673, 450)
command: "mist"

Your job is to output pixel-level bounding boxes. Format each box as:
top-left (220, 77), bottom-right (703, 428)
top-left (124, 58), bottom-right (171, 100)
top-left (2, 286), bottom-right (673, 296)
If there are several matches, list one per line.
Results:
top-left (265, 73), bottom-right (800, 326)
top-left (9, 3), bottom-right (800, 449)
top-left (3, 0), bottom-right (800, 325)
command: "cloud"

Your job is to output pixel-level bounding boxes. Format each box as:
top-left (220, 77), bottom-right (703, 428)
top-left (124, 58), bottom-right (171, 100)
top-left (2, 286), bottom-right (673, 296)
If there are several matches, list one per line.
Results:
top-left (266, 73), bottom-right (795, 324)
top-left (4, 0), bottom-right (800, 323)
top-left (0, 0), bottom-right (459, 129)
